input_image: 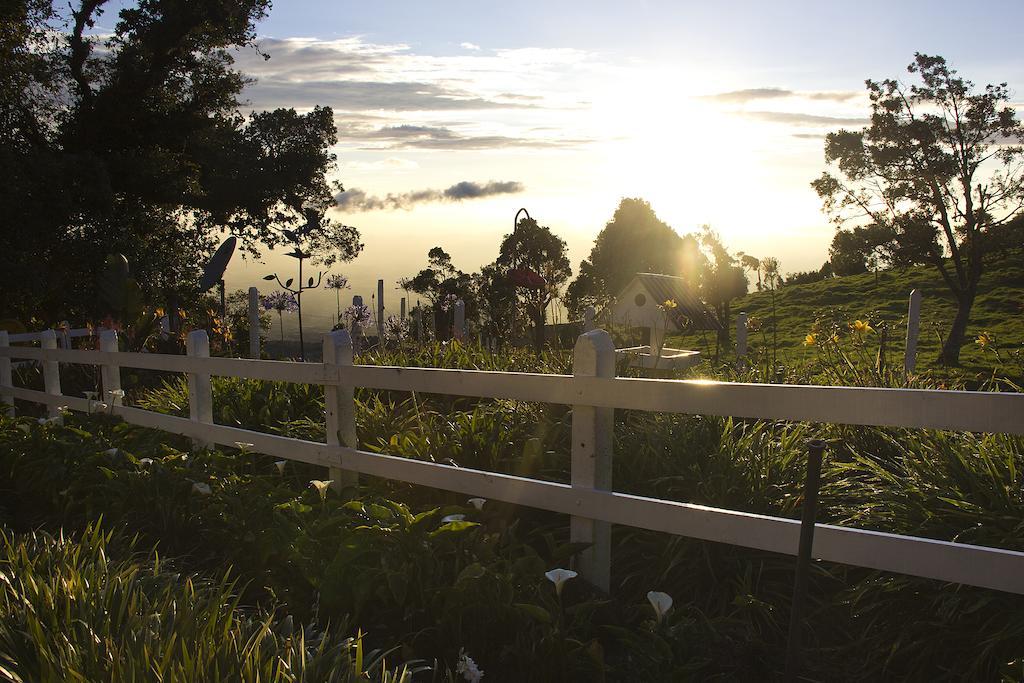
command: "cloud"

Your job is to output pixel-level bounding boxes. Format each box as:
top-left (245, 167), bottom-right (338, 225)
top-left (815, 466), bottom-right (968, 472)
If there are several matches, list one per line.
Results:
top-left (245, 79), bottom-right (525, 112)
top-left (346, 157), bottom-right (419, 170)
top-left (352, 123), bottom-right (592, 150)
top-left (335, 180), bottom-right (525, 212)
top-left (741, 111), bottom-right (869, 126)
top-left (704, 88), bottom-right (859, 103)
top-left (460, 42), bottom-right (481, 50)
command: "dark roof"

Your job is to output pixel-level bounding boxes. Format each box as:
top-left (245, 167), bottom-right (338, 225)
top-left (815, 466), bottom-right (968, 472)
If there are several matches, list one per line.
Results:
top-left (633, 273), bottom-right (723, 331)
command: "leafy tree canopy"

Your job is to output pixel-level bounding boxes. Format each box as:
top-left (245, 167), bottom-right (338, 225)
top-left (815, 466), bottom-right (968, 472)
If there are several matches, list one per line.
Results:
top-left (0, 0), bottom-right (361, 323)
top-left (813, 53), bottom-right (1024, 364)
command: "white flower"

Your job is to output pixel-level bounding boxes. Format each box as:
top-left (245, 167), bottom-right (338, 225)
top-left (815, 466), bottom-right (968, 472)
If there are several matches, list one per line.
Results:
top-left (309, 480), bottom-right (333, 501)
top-left (274, 460), bottom-right (287, 475)
top-left (467, 497), bottom-right (486, 510)
top-left (56, 405), bottom-right (70, 416)
top-left (107, 389), bottom-right (125, 399)
top-left (139, 458), bottom-right (154, 467)
top-left (441, 514), bottom-right (466, 523)
top-left (104, 448), bottom-right (118, 457)
top-left (647, 591), bottom-right (673, 623)
top-left (234, 441), bottom-right (254, 451)
top-left (545, 568), bottom-right (578, 597)
top-left (456, 648), bottom-right (484, 682)
top-left (192, 482), bottom-right (212, 495)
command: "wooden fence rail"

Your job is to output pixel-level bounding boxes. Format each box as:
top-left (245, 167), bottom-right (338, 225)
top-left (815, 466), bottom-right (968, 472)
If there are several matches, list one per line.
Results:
top-left (1, 328), bottom-right (1023, 595)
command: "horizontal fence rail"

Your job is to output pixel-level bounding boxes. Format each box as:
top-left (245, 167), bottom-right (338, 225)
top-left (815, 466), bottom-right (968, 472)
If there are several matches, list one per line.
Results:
top-left (2, 329), bottom-right (1024, 595)
top-left (2, 345), bottom-right (1021, 434)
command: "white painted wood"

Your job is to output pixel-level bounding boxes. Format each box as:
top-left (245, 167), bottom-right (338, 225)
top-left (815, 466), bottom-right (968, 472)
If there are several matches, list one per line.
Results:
top-left (454, 299), bottom-right (465, 340)
top-left (2, 344), bottom-right (1023, 434)
top-left (571, 329), bottom-right (616, 591)
top-left (324, 329), bottom-right (359, 493)
top-left (248, 286), bottom-right (260, 359)
top-left (40, 330), bottom-right (61, 418)
top-left (736, 312), bottom-right (748, 359)
top-left (905, 289), bottom-right (922, 375)
top-left (99, 330), bottom-right (122, 407)
top-left (10, 378), bottom-right (1024, 594)
top-left (583, 306), bottom-right (596, 332)
top-left (186, 330), bottom-right (213, 449)
top-left (377, 279), bottom-right (385, 339)
top-left (0, 331), bottom-right (12, 417)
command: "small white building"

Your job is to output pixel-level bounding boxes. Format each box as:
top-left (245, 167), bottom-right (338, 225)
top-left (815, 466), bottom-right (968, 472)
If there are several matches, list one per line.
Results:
top-left (609, 273), bottom-right (721, 369)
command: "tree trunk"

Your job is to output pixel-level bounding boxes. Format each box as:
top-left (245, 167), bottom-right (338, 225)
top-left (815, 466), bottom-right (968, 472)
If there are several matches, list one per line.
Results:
top-left (940, 289), bottom-right (975, 366)
top-left (532, 307), bottom-right (545, 355)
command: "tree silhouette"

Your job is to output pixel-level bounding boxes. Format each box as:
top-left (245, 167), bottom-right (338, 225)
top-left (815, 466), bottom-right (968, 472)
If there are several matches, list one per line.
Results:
top-left (496, 216), bottom-right (571, 354)
top-left (813, 53), bottom-right (1024, 365)
top-left (0, 1), bottom-right (360, 322)
top-left (565, 198), bottom-right (693, 313)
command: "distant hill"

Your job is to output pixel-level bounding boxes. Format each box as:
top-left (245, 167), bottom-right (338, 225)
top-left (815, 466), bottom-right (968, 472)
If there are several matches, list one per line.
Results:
top-left (667, 250), bottom-right (1023, 373)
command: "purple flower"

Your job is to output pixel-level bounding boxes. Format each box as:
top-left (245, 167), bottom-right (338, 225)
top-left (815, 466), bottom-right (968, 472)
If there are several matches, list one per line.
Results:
top-left (344, 303), bottom-right (372, 326)
top-left (325, 274), bottom-right (350, 290)
top-left (261, 291), bottom-right (298, 313)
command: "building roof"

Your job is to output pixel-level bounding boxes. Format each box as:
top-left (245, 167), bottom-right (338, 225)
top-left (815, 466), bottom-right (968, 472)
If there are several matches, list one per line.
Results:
top-left (630, 273), bottom-right (723, 331)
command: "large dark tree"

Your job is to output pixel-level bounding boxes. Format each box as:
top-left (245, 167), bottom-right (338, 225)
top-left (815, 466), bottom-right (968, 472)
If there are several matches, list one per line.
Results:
top-left (813, 53), bottom-right (1024, 365)
top-left (495, 217), bottom-right (571, 354)
top-left (0, 0), bottom-right (361, 323)
top-left (400, 247), bottom-right (476, 339)
top-left (565, 198), bottom-right (697, 314)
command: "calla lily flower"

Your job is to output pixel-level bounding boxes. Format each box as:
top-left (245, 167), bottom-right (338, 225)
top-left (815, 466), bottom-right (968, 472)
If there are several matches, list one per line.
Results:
top-left (441, 514), bottom-right (466, 523)
top-left (139, 458), bottom-right (154, 467)
top-left (467, 498), bottom-right (486, 510)
top-left (309, 480), bottom-right (333, 501)
top-left (107, 389), bottom-right (125, 399)
top-left (545, 568), bottom-right (578, 596)
top-left (104, 448), bottom-right (118, 457)
top-left (235, 441), bottom-right (254, 451)
top-left (647, 591), bottom-right (673, 623)
top-left (274, 460), bottom-right (287, 475)
top-left (192, 482), bottom-right (212, 495)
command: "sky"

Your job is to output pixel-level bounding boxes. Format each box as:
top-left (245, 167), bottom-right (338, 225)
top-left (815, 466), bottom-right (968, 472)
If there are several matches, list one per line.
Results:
top-left (96, 0), bottom-right (1024, 332)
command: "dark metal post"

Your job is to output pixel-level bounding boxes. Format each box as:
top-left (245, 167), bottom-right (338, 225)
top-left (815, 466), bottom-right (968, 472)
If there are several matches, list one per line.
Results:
top-left (785, 438), bottom-right (826, 681)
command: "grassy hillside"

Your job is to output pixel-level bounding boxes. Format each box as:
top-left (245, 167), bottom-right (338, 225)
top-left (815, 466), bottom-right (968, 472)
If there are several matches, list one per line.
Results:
top-left (668, 250), bottom-right (1023, 374)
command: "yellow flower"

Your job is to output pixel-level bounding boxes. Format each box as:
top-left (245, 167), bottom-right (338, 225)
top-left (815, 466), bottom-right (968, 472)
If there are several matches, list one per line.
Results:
top-left (660, 299), bottom-right (678, 310)
top-left (976, 331), bottom-right (994, 348)
top-left (831, 333), bottom-right (840, 343)
top-left (803, 333), bottom-right (817, 346)
top-left (850, 320), bottom-right (872, 334)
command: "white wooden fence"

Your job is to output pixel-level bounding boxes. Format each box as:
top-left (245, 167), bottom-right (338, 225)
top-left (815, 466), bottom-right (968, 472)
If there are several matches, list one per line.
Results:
top-left (1, 327), bottom-right (1023, 594)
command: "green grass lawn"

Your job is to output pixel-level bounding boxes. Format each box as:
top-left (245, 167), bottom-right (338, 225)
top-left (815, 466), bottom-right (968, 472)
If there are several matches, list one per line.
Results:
top-left (667, 250), bottom-right (1024, 375)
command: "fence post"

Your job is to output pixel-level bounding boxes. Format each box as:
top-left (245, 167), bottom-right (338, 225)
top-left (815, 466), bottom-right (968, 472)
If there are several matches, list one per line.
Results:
top-left (736, 311), bottom-right (748, 361)
top-left (40, 330), bottom-right (61, 418)
top-left (454, 299), bottom-right (465, 340)
top-left (571, 328), bottom-right (616, 591)
top-left (0, 331), bottom-right (13, 417)
top-left (248, 286), bottom-right (261, 359)
top-left (99, 329), bottom-right (122, 407)
top-left (904, 289), bottom-right (921, 376)
top-left (323, 329), bottom-right (359, 495)
top-left (351, 295), bottom-right (363, 355)
top-left (186, 329), bottom-right (213, 449)
top-left (377, 279), bottom-right (385, 340)
top-left (400, 297), bottom-right (407, 321)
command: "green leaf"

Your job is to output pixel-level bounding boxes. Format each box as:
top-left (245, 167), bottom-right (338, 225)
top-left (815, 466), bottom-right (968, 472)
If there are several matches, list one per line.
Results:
top-left (513, 603), bottom-right (552, 623)
top-left (456, 562), bottom-right (486, 584)
top-left (428, 520), bottom-right (479, 537)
